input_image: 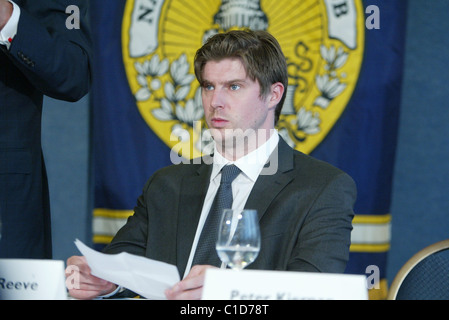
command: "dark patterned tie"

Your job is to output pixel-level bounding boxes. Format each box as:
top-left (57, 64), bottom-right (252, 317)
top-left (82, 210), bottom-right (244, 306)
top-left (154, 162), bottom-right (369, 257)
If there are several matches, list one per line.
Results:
top-left (192, 164), bottom-right (241, 267)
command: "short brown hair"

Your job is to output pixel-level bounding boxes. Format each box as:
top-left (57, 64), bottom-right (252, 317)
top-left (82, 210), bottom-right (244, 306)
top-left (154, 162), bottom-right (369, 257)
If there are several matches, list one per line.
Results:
top-left (194, 29), bottom-right (288, 125)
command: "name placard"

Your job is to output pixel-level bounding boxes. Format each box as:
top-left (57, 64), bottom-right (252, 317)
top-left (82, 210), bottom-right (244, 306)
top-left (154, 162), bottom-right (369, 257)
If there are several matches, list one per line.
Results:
top-left (202, 269), bottom-right (368, 300)
top-left (0, 259), bottom-right (67, 300)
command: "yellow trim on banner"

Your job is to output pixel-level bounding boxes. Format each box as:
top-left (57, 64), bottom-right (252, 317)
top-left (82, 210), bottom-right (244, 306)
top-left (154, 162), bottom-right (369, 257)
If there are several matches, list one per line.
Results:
top-left (369, 279), bottom-right (388, 300)
top-left (353, 214), bottom-right (392, 224)
top-left (350, 243), bottom-right (390, 253)
top-left (94, 208), bottom-right (134, 219)
top-left (350, 214), bottom-right (391, 252)
top-left (93, 234), bottom-right (114, 244)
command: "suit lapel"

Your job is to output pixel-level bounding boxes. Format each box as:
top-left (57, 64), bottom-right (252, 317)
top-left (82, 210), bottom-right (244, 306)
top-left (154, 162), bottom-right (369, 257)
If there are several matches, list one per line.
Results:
top-left (244, 138), bottom-right (294, 221)
top-left (176, 163), bottom-right (212, 276)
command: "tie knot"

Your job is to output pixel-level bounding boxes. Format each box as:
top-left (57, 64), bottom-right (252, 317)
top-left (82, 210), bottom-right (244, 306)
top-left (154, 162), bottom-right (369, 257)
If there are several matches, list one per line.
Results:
top-left (220, 165), bottom-right (241, 184)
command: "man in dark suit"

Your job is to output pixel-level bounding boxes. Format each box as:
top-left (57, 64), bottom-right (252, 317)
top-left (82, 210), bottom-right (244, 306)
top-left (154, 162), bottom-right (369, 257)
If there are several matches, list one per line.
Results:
top-left (67, 30), bottom-right (356, 300)
top-left (0, 0), bottom-right (91, 258)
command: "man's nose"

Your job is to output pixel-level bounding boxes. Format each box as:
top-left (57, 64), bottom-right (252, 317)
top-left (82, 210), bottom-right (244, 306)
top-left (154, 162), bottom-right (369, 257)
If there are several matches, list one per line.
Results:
top-left (210, 90), bottom-right (225, 109)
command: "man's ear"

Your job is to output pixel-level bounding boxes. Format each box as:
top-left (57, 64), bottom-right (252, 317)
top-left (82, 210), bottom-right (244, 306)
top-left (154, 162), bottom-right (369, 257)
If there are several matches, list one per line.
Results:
top-left (268, 82), bottom-right (285, 109)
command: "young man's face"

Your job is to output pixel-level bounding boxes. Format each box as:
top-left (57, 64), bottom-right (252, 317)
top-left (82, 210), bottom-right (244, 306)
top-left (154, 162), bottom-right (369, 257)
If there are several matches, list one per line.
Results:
top-left (201, 58), bottom-right (283, 154)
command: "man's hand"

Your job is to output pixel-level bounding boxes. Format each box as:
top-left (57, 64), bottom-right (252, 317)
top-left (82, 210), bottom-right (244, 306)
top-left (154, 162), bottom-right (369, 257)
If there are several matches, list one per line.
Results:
top-left (0, 0), bottom-right (13, 30)
top-left (165, 265), bottom-right (216, 300)
top-left (65, 256), bottom-right (117, 300)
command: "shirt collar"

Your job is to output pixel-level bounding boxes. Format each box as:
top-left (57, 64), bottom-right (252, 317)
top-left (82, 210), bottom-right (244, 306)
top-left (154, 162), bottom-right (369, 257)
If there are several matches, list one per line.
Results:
top-left (211, 130), bottom-right (279, 182)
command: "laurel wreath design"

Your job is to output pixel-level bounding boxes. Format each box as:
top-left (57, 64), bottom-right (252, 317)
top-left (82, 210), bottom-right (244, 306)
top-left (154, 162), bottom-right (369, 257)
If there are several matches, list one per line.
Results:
top-left (278, 44), bottom-right (349, 147)
top-left (133, 44), bottom-right (349, 152)
top-left (315, 44), bottom-right (348, 108)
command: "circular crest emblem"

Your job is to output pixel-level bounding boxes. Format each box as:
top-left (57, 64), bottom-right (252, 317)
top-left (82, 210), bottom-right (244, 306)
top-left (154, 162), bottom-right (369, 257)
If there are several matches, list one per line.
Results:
top-left (122, 0), bottom-right (365, 157)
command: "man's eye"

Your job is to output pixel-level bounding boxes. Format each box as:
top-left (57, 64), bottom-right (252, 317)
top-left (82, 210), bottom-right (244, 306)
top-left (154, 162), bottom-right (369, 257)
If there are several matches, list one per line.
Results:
top-left (203, 84), bottom-right (214, 91)
top-left (230, 84), bottom-right (240, 91)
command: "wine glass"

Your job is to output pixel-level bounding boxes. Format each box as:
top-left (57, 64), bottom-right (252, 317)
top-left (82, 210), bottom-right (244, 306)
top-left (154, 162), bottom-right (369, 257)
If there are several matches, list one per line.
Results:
top-left (216, 209), bottom-right (261, 270)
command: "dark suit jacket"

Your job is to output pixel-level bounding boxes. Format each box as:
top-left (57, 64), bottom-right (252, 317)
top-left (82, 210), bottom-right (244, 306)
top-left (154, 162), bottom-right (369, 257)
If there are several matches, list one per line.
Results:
top-left (105, 138), bottom-right (356, 278)
top-left (0, 0), bottom-right (91, 258)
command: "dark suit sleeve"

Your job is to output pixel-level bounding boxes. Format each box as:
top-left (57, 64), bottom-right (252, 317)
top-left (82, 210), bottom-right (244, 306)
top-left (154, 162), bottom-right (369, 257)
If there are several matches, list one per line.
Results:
top-left (5, 0), bottom-right (91, 101)
top-left (104, 178), bottom-right (152, 257)
top-left (287, 172), bottom-right (356, 273)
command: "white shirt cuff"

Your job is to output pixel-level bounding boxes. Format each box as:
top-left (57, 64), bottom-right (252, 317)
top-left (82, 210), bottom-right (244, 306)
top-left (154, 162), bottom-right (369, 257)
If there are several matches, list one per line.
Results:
top-left (0, 0), bottom-right (20, 49)
top-left (96, 285), bottom-right (123, 299)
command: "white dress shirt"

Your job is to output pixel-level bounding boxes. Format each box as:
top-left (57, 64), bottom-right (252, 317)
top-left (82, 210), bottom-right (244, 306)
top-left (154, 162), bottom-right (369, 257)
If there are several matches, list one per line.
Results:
top-left (183, 130), bottom-right (279, 278)
top-left (0, 1), bottom-right (20, 50)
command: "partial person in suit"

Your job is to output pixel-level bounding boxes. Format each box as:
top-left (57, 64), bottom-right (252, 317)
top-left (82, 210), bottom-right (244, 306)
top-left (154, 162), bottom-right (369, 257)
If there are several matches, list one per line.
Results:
top-left (0, 0), bottom-right (91, 258)
top-left (66, 29), bottom-right (356, 300)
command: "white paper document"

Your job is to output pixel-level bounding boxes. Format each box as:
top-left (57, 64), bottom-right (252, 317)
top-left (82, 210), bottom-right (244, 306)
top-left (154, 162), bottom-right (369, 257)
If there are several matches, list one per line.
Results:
top-left (74, 239), bottom-right (180, 299)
